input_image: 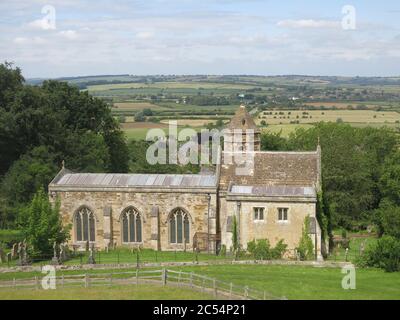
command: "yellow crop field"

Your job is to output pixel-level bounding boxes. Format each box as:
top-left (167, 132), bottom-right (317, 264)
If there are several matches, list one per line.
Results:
top-left (258, 110), bottom-right (400, 125)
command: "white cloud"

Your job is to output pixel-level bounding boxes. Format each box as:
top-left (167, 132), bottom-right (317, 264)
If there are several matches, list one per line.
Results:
top-left (136, 31), bottom-right (155, 39)
top-left (277, 19), bottom-right (340, 29)
top-left (58, 30), bottom-right (78, 40)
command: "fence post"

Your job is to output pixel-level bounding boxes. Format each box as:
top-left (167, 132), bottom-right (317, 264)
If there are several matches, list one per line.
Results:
top-left (84, 274), bottom-right (89, 288)
top-left (155, 251), bottom-right (158, 262)
top-left (136, 269), bottom-right (139, 286)
top-left (162, 268), bottom-right (167, 286)
top-left (35, 276), bottom-right (39, 290)
top-left (178, 271), bottom-right (181, 283)
top-left (80, 254), bottom-right (82, 265)
top-left (190, 272), bottom-right (193, 287)
top-left (263, 291), bottom-right (266, 300)
top-left (109, 273), bottom-right (112, 286)
top-left (244, 286), bottom-right (249, 300)
top-left (98, 251), bottom-right (101, 264)
top-left (213, 279), bottom-right (217, 298)
top-left (13, 278), bottom-right (16, 290)
top-left (229, 283), bottom-right (233, 299)
top-left (136, 251), bottom-right (139, 268)
top-left (61, 274), bottom-right (64, 289)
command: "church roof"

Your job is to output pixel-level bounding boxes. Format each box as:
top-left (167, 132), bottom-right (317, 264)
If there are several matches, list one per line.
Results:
top-left (229, 185), bottom-right (316, 198)
top-left (219, 150), bottom-right (320, 190)
top-left (227, 105), bottom-right (259, 130)
top-left (50, 172), bottom-right (217, 189)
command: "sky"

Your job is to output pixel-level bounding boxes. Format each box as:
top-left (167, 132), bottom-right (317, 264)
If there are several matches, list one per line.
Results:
top-left (1, 0), bottom-right (400, 78)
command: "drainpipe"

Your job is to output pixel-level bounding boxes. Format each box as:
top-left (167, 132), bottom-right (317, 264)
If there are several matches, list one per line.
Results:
top-left (207, 193), bottom-right (211, 253)
top-left (237, 201), bottom-right (241, 248)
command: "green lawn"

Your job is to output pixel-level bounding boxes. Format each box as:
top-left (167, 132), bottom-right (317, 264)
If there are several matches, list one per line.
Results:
top-left (0, 264), bottom-right (399, 299)
top-left (0, 284), bottom-right (214, 300)
top-left (173, 264), bottom-right (400, 300)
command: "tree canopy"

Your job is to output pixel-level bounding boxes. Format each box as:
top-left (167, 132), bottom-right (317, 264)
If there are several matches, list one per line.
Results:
top-left (0, 62), bottom-right (128, 227)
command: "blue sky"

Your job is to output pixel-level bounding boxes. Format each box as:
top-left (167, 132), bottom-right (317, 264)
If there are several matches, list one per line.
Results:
top-left (1, 0), bottom-right (400, 78)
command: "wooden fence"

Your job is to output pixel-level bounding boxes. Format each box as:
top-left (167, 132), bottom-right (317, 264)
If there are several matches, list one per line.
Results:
top-left (0, 269), bottom-right (282, 300)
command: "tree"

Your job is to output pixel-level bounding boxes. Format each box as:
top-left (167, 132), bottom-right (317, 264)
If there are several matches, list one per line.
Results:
top-left (358, 236), bottom-right (400, 272)
top-left (379, 151), bottom-right (400, 205)
top-left (0, 63), bottom-right (129, 226)
top-left (232, 215), bottom-right (239, 258)
top-left (296, 216), bottom-right (314, 260)
top-left (134, 111), bottom-right (145, 122)
top-left (142, 108), bottom-right (153, 116)
top-left (260, 131), bottom-right (288, 151)
top-left (19, 188), bottom-right (70, 257)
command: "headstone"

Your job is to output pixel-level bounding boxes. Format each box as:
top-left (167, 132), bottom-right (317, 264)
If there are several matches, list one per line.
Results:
top-left (11, 243), bottom-right (18, 259)
top-left (360, 240), bottom-right (366, 256)
top-left (17, 241), bottom-right (30, 266)
top-left (51, 242), bottom-right (59, 265)
top-left (7, 252), bottom-right (11, 263)
top-left (87, 243), bottom-right (96, 264)
top-left (0, 248), bottom-right (5, 263)
top-left (17, 242), bottom-right (23, 265)
top-left (60, 244), bottom-right (67, 262)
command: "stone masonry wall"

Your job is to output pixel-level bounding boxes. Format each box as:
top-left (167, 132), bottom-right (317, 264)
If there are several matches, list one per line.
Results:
top-left (220, 197), bottom-right (319, 257)
top-left (51, 189), bottom-right (217, 252)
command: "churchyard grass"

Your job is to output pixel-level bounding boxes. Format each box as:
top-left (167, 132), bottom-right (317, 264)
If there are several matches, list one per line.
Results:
top-left (0, 264), bottom-right (399, 299)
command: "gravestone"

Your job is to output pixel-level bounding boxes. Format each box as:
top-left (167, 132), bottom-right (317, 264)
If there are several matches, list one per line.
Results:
top-left (51, 242), bottom-right (60, 265)
top-left (17, 242), bottom-right (23, 265)
top-left (17, 241), bottom-right (30, 266)
top-left (11, 243), bottom-right (18, 259)
top-left (7, 253), bottom-right (11, 263)
top-left (87, 244), bottom-right (96, 264)
top-left (60, 244), bottom-right (67, 262)
top-left (85, 240), bottom-right (89, 252)
top-left (0, 248), bottom-right (5, 263)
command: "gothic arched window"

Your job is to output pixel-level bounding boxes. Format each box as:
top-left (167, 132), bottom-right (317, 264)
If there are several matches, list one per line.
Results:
top-left (169, 208), bottom-right (190, 244)
top-left (75, 206), bottom-right (95, 242)
top-left (121, 207), bottom-right (142, 243)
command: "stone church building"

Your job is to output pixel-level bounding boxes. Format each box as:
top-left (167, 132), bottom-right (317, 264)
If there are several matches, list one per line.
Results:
top-left (49, 105), bottom-right (323, 259)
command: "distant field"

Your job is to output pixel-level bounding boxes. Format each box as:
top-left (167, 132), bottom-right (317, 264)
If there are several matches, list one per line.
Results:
top-left (258, 110), bottom-right (400, 125)
top-left (304, 102), bottom-right (384, 109)
top-left (88, 81), bottom-right (256, 92)
top-left (113, 102), bottom-right (165, 111)
top-left (263, 124), bottom-right (314, 137)
top-left (122, 123), bottom-right (203, 141)
top-left (160, 119), bottom-right (227, 127)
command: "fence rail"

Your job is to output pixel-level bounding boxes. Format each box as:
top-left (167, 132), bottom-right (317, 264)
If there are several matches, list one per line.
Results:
top-left (0, 269), bottom-right (282, 300)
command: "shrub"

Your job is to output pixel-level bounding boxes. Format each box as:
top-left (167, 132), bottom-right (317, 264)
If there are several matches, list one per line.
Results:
top-left (219, 244), bottom-right (226, 257)
top-left (134, 111), bottom-right (145, 122)
top-left (254, 239), bottom-right (270, 260)
top-left (19, 188), bottom-right (70, 257)
top-left (270, 239), bottom-right (288, 259)
top-left (357, 236), bottom-right (400, 272)
top-left (247, 239), bottom-right (287, 260)
top-left (118, 115), bottom-right (126, 123)
top-left (296, 216), bottom-right (314, 260)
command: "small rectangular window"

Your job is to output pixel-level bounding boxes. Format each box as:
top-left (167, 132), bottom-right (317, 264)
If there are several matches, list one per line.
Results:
top-left (253, 207), bottom-right (264, 221)
top-left (278, 208), bottom-right (288, 221)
